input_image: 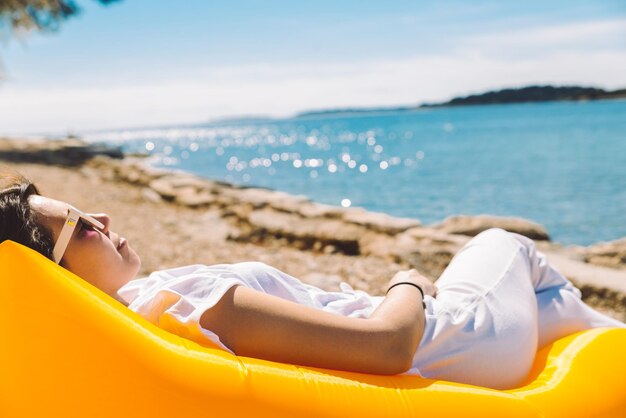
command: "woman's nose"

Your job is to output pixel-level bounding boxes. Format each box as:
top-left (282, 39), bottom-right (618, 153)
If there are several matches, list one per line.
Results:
top-left (91, 213), bottom-right (111, 235)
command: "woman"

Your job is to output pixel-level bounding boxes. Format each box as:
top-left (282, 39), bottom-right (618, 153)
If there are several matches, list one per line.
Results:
top-left (2, 171), bottom-right (624, 390)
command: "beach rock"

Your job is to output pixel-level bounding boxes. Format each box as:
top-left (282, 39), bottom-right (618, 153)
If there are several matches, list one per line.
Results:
top-left (217, 187), bottom-right (264, 208)
top-left (539, 249), bottom-right (626, 319)
top-left (148, 174), bottom-right (217, 203)
top-left (243, 209), bottom-right (364, 255)
top-left (86, 156), bottom-right (162, 186)
top-left (358, 231), bottom-right (403, 259)
top-left (113, 160), bottom-right (166, 185)
top-left (229, 188), bottom-right (275, 208)
top-left (0, 137), bottom-right (123, 166)
top-left (218, 187), bottom-right (310, 211)
top-left (297, 202), bottom-right (345, 219)
top-left (148, 178), bottom-right (179, 201)
top-left (432, 214), bottom-right (550, 240)
top-left (582, 238), bottom-right (626, 269)
top-left (141, 187), bottom-right (163, 203)
top-left (174, 188), bottom-right (216, 208)
top-left (388, 228), bottom-right (470, 278)
top-left (342, 207), bottom-right (421, 235)
top-left (167, 174), bottom-right (216, 191)
top-left (359, 227), bottom-right (469, 278)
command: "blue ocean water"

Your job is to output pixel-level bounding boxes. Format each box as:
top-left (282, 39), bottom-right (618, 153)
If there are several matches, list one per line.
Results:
top-left (85, 100), bottom-right (626, 246)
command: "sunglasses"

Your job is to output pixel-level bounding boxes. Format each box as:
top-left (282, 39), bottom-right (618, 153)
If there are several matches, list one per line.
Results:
top-left (52, 208), bottom-right (105, 263)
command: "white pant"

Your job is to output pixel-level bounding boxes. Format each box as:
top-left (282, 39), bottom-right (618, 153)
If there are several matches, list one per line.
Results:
top-left (411, 228), bottom-right (625, 389)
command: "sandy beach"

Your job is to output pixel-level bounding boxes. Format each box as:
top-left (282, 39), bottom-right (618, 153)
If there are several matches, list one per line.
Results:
top-left (1, 137), bottom-right (624, 321)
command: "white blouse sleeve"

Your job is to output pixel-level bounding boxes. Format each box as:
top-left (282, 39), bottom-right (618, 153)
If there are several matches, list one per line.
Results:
top-left (118, 265), bottom-right (248, 354)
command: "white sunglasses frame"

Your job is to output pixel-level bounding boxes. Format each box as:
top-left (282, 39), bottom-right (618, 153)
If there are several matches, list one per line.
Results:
top-left (52, 208), bottom-right (105, 264)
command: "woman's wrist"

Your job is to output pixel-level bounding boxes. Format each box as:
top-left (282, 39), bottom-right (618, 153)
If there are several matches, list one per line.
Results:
top-left (386, 282), bottom-right (426, 309)
top-left (386, 282), bottom-right (424, 298)
top-left (387, 269), bottom-right (437, 299)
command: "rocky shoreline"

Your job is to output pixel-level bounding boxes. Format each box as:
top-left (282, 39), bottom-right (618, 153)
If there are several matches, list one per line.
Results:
top-left (2, 137), bottom-right (625, 320)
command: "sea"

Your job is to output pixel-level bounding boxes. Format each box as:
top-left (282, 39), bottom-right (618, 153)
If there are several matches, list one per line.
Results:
top-left (84, 99), bottom-right (626, 247)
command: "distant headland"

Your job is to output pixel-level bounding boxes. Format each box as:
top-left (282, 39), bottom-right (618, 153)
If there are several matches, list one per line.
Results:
top-left (421, 85), bottom-right (626, 107)
top-left (296, 85), bottom-right (626, 118)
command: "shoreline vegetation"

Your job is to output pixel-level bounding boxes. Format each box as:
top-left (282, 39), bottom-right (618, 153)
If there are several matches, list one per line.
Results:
top-left (295, 85), bottom-right (626, 118)
top-left (1, 136), bottom-right (625, 320)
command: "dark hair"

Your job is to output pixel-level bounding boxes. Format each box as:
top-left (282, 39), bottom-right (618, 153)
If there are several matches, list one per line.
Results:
top-left (0, 171), bottom-right (55, 260)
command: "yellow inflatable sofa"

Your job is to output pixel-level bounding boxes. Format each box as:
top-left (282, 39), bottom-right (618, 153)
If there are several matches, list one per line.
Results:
top-left (1, 240), bottom-right (625, 418)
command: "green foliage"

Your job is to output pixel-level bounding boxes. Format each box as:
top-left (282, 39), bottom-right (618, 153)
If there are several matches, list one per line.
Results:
top-left (0, 0), bottom-right (119, 33)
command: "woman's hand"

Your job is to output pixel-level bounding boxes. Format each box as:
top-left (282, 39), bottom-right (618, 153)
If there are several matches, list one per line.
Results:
top-left (387, 269), bottom-right (438, 298)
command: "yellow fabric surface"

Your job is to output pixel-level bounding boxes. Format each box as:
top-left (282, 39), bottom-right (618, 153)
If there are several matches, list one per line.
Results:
top-left (1, 240), bottom-right (624, 418)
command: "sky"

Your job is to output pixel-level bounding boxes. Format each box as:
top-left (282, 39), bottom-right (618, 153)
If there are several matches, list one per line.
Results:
top-left (1, 0), bottom-right (625, 135)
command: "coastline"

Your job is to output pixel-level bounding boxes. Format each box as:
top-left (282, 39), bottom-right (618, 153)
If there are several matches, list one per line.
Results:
top-left (1, 136), bottom-right (625, 320)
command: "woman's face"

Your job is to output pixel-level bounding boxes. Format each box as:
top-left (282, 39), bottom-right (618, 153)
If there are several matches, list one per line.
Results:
top-left (29, 195), bottom-right (141, 299)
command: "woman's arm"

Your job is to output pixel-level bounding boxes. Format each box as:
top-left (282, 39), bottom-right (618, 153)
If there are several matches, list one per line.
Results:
top-left (199, 269), bottom-right (435, 375)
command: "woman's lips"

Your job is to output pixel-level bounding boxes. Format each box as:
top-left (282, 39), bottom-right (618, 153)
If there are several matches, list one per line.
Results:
top-left (117, 237), bottom-right (127, 251)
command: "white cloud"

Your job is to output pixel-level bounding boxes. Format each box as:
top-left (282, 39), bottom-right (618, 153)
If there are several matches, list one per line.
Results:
top-left (1, 19), bottom-right (625, 135)
top-left (460, 18), bottom-right (626, 56)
